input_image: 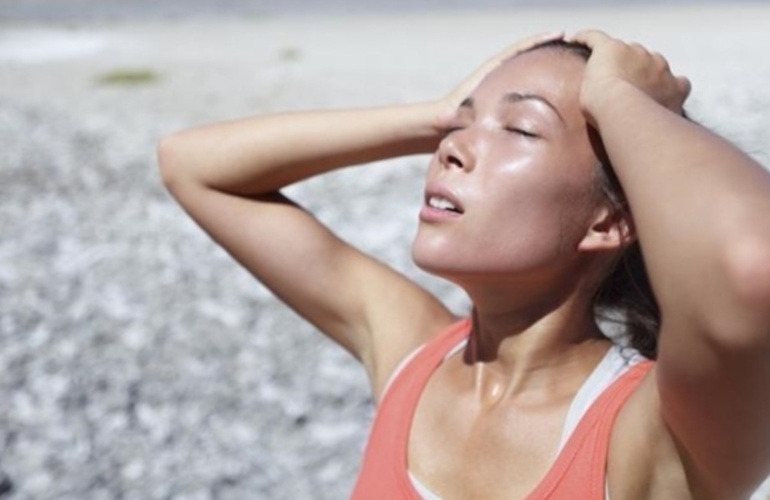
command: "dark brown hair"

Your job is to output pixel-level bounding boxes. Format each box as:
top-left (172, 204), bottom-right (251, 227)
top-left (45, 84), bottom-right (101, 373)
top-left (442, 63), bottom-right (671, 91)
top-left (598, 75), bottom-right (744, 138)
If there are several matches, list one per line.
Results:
top-left (525, 39), bottom-right (661, 359)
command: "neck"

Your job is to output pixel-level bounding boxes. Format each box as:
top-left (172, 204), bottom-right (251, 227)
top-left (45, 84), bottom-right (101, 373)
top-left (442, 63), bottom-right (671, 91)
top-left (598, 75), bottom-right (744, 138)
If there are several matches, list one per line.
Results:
top-left (459, 275), bottom-right (610, 403)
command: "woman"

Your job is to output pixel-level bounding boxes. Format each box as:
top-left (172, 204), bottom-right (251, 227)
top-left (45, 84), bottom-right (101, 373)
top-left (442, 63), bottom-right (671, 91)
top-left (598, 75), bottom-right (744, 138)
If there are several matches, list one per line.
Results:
top-left (158, 30), bottom-right (770, 498)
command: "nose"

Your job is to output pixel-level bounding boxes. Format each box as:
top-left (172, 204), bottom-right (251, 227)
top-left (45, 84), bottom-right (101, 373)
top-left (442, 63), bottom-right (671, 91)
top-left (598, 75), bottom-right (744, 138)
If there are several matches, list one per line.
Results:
top-left (438, 129), bottom-right (475, 172)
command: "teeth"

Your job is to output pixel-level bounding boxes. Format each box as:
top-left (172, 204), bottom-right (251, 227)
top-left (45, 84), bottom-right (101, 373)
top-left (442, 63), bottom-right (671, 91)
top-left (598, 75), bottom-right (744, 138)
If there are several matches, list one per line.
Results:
top-left (428, 196), bottom-right (458, 212)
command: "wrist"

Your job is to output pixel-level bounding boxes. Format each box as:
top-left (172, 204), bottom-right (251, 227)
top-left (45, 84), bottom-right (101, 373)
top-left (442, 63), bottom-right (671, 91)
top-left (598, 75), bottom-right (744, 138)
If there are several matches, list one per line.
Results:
top-left (582, 79), bottom-right (645, 130)
top-left (376, 101), bottom-right (445, 156)
top-left (417, 99), bottom-right (453, 135)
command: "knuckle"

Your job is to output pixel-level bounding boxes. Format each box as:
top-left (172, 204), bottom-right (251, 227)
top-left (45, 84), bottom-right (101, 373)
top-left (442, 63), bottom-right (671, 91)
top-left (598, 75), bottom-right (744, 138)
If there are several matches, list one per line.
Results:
top-left (653, 52), bottom-right (670, 69)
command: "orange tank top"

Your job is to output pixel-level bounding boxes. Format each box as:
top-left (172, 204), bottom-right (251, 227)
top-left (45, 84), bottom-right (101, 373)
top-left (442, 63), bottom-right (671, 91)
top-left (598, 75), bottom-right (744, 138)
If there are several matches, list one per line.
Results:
top-left (351, 318), bottom-right (654, 499)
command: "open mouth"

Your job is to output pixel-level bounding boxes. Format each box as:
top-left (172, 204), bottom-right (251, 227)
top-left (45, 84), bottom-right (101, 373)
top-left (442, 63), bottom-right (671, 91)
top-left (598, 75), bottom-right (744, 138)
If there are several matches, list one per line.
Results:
top-left (426, 195), bottom-right (463, 214)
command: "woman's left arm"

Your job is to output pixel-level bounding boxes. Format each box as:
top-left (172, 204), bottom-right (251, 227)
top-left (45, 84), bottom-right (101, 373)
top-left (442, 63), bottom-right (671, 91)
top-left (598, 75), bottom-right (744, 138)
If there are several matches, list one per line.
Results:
top-left (573, 30), bottom-right (770, 497)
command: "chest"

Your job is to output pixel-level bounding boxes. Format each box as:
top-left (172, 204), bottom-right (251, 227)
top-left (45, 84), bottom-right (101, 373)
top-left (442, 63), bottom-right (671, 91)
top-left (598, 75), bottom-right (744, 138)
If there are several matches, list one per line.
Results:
top-left (407, 362), bottom-right (575, 499)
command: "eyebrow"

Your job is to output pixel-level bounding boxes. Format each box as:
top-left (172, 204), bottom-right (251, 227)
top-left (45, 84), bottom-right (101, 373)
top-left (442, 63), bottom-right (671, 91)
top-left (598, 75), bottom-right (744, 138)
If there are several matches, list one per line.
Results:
top-left (504, 92), bottom-right (565, 123)
top-left (459, 93), bottom-right (565, 124)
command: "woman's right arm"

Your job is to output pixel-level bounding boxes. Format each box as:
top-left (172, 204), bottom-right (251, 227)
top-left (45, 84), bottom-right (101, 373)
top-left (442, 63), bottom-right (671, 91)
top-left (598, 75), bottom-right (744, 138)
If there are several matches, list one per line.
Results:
top-left (158, 103), bottom-right (454, 397)
top-left (157, 33), bottom-right (562, 398)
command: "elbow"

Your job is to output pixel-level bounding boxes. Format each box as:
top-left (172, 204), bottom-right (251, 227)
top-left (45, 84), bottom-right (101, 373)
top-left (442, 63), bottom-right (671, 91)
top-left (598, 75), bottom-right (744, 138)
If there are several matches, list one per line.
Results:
top-left (725, 236), bottom-right (770, 310)
top-left (157, 132), bottom-right (187, 193)
top-left (709, 236), bottom-right (770, 350)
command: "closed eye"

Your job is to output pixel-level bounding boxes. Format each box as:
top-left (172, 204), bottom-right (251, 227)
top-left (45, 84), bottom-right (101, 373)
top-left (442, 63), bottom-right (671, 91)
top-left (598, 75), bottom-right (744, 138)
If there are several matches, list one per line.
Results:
top-left (505, 127), bottom-right (539, 139)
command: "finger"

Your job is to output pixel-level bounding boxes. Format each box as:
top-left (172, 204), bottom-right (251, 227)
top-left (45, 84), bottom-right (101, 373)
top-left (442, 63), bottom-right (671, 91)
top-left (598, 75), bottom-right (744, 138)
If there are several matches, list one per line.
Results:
top-left (566, 29), bottom-right (612, 49)
top-left (512, 30), bottom-right (565, 51)
top-left (677, 76), bottom-right (692, 98)
top-left (443, 31), bottom-right (564, 110)
top-left (492, 31), bottom-right (564, 62)
top-left (652, 52), bottom-right (670, 71)
top-left (629, 42), bottom-right (649, 54)
top-left (471, 31), bottom-right (563, 82)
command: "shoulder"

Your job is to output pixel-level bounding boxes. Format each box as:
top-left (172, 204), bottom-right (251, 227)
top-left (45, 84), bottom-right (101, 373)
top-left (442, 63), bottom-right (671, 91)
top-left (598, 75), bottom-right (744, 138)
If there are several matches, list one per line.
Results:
top-left (368, 310), bottom-right (462, 402)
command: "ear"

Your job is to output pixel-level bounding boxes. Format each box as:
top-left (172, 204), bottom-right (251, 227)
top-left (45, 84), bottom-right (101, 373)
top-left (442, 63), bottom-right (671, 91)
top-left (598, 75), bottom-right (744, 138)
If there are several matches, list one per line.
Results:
top-left (577, 205), bottom-right (635, 252)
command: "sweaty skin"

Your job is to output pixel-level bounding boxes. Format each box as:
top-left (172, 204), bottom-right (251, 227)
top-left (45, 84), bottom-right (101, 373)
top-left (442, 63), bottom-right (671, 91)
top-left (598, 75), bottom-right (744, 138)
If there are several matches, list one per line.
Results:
top-left (414, 49), bottom-right (609, 310)
top-left (409, 49), bottom-right (665, 499)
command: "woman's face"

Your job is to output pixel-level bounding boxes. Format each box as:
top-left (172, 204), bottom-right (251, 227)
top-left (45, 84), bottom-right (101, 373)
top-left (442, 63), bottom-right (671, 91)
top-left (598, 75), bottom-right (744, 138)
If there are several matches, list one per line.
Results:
top-left (412, 49), bottom-right (603, 283)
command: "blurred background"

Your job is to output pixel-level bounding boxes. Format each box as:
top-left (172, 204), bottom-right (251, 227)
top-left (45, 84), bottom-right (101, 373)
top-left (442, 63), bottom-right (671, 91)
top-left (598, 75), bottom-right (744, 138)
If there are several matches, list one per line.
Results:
top-left (1, 1), bottom-right (769, 498)
top-left (2, 0), bottom-right (769, 22)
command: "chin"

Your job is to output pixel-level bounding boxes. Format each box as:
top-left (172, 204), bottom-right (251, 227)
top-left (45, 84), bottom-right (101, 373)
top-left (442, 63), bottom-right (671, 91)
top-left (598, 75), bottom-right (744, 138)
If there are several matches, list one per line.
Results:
top-left (411, 240), bottom-right (483, 284)
top-left (411, 242), bottom-right (439, 275)
top-left (412, 239), bottom-right (456, 278)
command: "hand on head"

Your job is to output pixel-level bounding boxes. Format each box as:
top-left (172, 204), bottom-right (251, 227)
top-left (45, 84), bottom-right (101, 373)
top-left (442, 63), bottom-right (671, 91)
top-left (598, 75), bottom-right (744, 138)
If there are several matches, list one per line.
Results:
top-left (436, 30), bottom-right (689, 134)
top-left (434, 31), bottom-right (564, 132)
top-left (567, 30), bottom-right (691, 125)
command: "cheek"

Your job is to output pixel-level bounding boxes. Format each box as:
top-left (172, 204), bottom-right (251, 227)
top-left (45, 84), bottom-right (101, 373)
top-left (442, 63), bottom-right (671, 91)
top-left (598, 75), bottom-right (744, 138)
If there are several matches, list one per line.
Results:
top-left (413, 164), bottom-right (596, 277)
top-left (481, 148), bottom-right (592, 229)
top-left (474, 179), bottom-right (578, 261)
top-left (413, 137), bottom-right (600, 276)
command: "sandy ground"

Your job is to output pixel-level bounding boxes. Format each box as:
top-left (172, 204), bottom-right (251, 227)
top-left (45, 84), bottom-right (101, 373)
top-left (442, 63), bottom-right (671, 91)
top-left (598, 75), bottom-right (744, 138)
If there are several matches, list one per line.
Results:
top-left (1, 5), bottom-right (769, 499)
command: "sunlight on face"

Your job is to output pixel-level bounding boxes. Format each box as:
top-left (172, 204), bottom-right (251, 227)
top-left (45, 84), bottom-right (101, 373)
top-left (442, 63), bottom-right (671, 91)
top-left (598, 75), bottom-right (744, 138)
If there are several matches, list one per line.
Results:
top-left (413, 49), bottom-right (603, 285)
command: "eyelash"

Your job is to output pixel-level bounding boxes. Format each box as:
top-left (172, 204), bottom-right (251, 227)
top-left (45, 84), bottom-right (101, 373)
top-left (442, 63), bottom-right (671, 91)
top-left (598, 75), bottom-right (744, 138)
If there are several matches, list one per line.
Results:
top-left (443, 126), bottom-right (540, 139)
top-left (505, 127), bottom-right (539, 139)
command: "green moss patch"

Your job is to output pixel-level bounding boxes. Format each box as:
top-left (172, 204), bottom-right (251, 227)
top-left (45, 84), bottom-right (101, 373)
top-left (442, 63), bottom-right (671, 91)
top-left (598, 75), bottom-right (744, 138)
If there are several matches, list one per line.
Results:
top-left (96, 68), bottom-right (160, 86)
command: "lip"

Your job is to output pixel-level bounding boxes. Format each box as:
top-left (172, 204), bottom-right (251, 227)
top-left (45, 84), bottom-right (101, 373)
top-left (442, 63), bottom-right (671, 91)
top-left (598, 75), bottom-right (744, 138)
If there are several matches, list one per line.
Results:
top-left (420, 181), bottom-right (464, 222)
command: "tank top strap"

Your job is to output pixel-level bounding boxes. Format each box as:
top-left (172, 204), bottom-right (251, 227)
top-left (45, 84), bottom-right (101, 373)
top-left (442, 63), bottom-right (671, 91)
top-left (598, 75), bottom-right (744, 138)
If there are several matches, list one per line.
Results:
top-left (351, 318), bottom-right (472, 500)
top-left (526, 360), bottom-right (655, 500)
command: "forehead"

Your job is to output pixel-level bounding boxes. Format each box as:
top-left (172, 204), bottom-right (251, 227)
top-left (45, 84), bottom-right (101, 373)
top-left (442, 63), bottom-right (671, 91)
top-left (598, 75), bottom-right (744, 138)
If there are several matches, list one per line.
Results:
top-left (471, 49), bottom-right (586, 117)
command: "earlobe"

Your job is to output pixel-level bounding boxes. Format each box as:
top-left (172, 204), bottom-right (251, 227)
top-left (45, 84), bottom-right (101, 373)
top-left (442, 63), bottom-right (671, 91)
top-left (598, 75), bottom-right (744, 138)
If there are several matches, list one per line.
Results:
top-left (577, 206), bottom-right (636, 252)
